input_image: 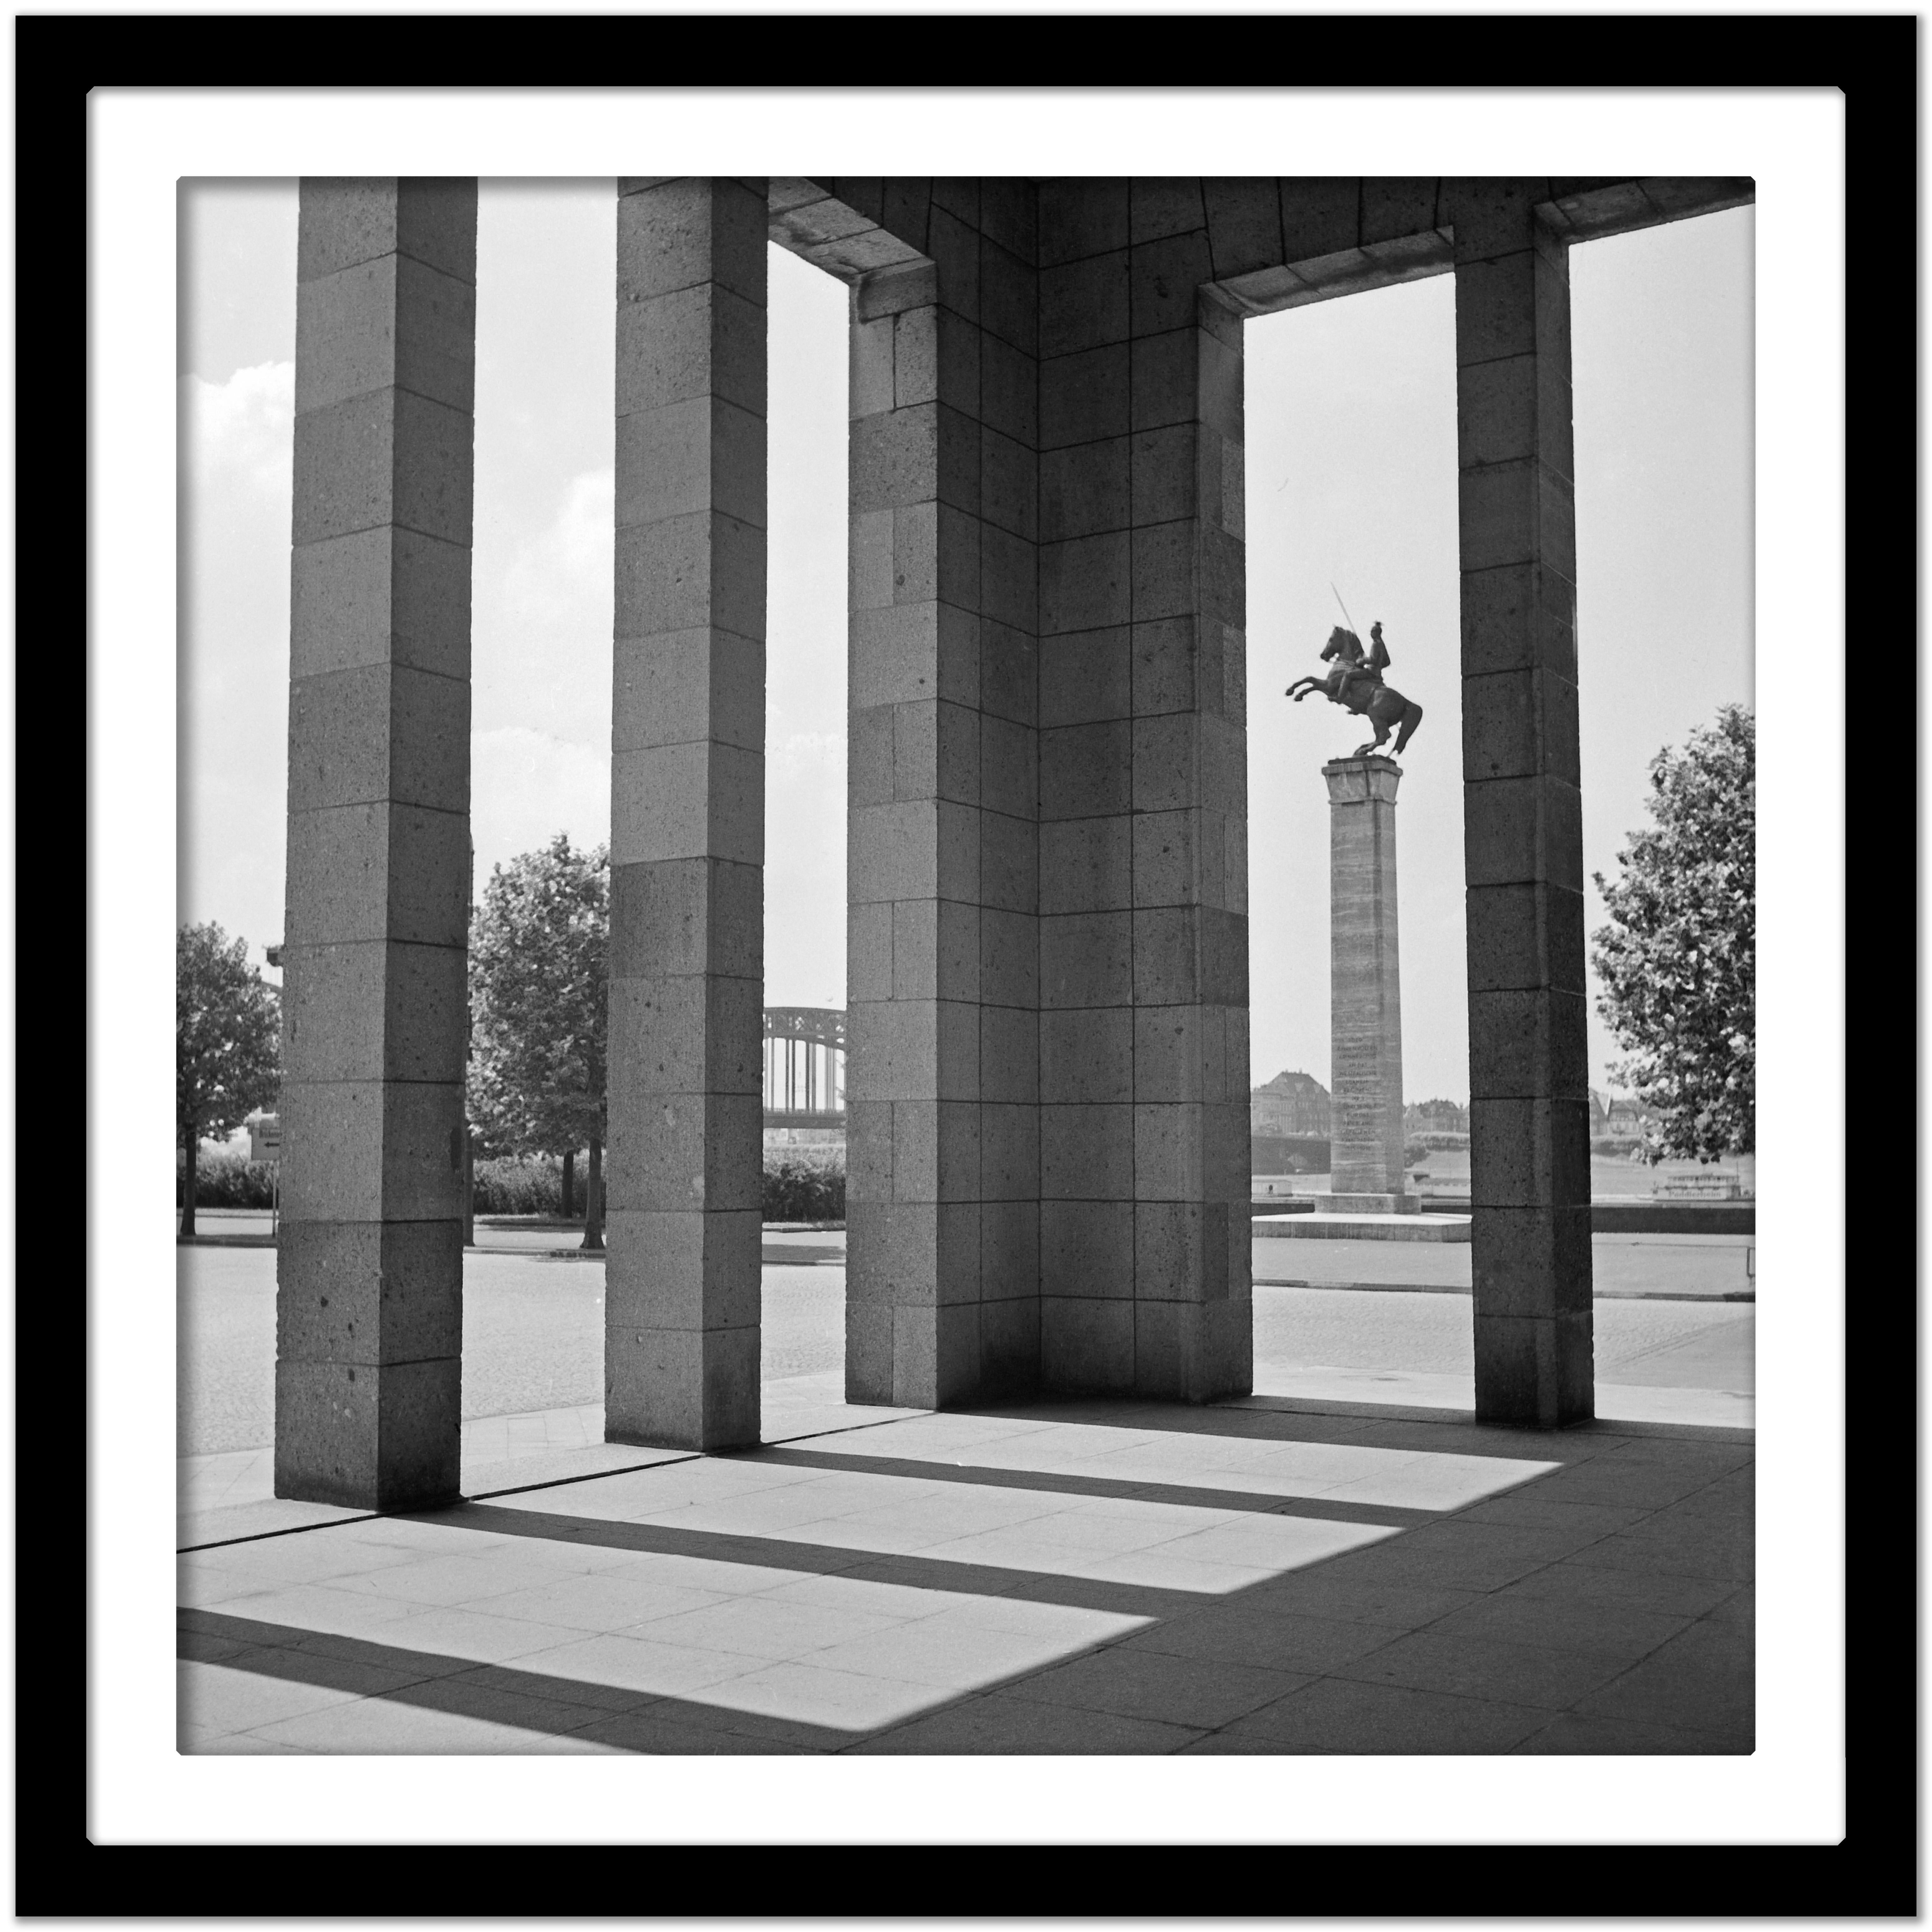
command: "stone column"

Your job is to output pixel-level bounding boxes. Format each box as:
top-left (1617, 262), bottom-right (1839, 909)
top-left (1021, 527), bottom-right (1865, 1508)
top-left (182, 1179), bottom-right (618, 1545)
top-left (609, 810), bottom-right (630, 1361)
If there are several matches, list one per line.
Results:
top-left (605, 178), bottom-right (766, 1451)
top-left (1451, 181), bottom-right (1594, 1427)
top-left (1321, 755), bottom-right (1412, 1211)
top-left (845, 177), bottom-right (1044, 1410)
top-left (275, 178), bottom-right (477, 1510)
top-left (1032, 179), bottom-right (1251, 1403)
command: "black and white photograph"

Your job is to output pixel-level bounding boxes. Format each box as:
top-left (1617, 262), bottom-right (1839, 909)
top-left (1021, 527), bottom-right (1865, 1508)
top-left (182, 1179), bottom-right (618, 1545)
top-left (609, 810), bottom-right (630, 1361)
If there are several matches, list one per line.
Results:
top-left (174, 160), bottom-right (1763, 1756)
top-left (69, 50), bottom-right (1867, 1864)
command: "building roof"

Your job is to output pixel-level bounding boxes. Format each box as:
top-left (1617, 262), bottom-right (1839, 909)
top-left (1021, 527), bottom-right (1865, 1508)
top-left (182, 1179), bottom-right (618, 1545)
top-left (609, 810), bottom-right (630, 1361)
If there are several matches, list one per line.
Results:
top-left (1253, 1069), bottom-right (1330, 1098)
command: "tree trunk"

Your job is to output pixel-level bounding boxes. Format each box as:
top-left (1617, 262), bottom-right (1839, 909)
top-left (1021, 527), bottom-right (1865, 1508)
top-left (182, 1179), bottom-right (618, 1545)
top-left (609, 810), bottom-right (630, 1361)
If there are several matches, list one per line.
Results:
top-left (462, 1131), bottom-right (475, 1247)
top-left (562, 1149), bottom-right (575, 1220)
top-left (180, 1117), bottom-right (197, 1239)
top-left (582, 1138), bottom-right (605, 1251)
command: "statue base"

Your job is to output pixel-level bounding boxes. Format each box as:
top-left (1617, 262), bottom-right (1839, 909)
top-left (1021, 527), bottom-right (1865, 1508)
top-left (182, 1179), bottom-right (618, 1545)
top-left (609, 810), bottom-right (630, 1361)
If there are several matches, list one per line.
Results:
top-left (1318, 1192), bottom-right (1420, 1215)
top-left (1254, 1210), bottom-right (1470, 1244)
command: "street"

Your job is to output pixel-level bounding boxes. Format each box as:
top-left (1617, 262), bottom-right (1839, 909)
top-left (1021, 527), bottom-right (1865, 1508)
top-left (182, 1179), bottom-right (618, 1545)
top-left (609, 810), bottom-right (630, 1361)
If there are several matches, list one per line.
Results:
top-left (178, 1232), bottom-right (1753, 1458)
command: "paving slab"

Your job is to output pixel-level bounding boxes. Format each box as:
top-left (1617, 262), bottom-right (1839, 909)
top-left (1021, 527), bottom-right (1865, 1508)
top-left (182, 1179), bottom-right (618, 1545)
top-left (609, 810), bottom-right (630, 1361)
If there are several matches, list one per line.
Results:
top-left (844, 1693), bottom-right (1204, 1755)
top-left (1510, 1711), bottom-right (1744, 1754)
top-left (1210, 1676), bottom-right (1555, 1754)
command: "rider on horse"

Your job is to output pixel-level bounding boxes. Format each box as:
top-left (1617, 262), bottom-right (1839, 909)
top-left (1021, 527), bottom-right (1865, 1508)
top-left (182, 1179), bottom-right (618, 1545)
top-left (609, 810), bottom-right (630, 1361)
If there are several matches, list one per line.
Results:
top-left (1328, 623), bottom-right (1389, 708)
top-left (1287, 620), bottom-right (1424, 758)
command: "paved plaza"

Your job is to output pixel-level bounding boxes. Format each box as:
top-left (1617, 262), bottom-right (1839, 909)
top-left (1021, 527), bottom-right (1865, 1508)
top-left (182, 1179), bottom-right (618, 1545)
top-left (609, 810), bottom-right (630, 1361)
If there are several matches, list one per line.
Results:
top-left (178, 1226), bottom-right (1756, 1461)
top-left (172, 166), bottom-right (1766, 1764)
top-left (180, 1396), bottom-right (1752, 1756)
top-left (178, 1236), bottom-right (1753, 1756)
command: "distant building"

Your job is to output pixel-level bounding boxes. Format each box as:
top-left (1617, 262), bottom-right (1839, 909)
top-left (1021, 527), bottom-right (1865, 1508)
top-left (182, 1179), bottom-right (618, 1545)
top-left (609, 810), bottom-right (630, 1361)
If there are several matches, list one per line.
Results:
top-left (1250, 1070), bottom-right (1330, 1138)
top-left (1404, 1097), bottom-right (1469, 1135)
top-left (1589, 1089), bottom-right (1655, 1140)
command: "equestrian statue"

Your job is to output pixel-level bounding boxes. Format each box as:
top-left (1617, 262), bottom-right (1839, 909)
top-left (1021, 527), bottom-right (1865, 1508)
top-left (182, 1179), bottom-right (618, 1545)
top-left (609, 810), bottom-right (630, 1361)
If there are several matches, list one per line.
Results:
top-left (1285, 620), bottom-right (1424, 758)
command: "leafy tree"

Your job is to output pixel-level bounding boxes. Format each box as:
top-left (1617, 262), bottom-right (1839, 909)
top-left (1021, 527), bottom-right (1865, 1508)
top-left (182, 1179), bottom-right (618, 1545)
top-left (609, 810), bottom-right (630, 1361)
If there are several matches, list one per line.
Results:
top-left (177, 922), bottom-right (281, 1238)
top-left (1591, 704), bottom-right (1754, 1164)
top-left (468, 835), bottom-right (610, 1249)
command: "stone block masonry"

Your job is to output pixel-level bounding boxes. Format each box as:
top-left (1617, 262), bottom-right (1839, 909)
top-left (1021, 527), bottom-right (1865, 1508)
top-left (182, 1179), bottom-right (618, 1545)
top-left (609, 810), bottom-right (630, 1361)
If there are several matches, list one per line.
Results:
top-left (1449, 181), bottom-right (1594, 1427)
top-left (835, 181), bottom-right (1047, 1409)
top-left (1032, 179), bottom-right (1253, 1405)
top-left (662, 176), bottom-right (1727, 1421)
top-left (1322, 756), bottom-right (1410, 1211)
top-left (276, 179), bottom-right (477, 1510)
top-left (604, 179), bottom-right (769, 1451)
top-left (271, 175), bottom-right (1742, 1466)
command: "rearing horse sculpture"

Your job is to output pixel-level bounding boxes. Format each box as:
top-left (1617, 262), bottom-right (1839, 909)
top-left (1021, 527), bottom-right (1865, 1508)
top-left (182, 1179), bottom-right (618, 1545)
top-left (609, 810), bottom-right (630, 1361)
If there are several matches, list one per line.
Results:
top-left (1285, 622), bottom-right (1424, 758)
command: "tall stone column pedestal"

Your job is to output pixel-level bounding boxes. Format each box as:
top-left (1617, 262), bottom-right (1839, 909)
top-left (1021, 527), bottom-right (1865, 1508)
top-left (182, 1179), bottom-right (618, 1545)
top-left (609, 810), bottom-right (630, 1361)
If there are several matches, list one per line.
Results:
top-left (1320, 756), bottom-right (1412, 1216)
top-left (275, 177), bottom-right (478, 1510)
top-left (604, 177), bottom-right (768, 1452)
top-left (1451, 181), bottom-right (1594, 1427)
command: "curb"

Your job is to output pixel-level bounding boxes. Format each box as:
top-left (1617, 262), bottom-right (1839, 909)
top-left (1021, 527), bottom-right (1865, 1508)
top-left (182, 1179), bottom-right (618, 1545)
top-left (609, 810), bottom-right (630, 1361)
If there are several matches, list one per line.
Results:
top-left (1254, 1278), bottom-right (1753, 1303)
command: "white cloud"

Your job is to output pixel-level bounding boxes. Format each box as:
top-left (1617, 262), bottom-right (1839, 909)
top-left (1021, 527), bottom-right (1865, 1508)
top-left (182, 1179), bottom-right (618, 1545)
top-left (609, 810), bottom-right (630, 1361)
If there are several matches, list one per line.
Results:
top-left (179, 362), bottom-right (296, 946)
top-left (498, 468), bottom-right (613, 626)
top-left (180, 361), bottom-right (294, 499)
top-left (770, 730), bottom-right (846, 782)
top-left (474, 467), bottom-right (614, 747)
top-left (764, 740), bottom-right (847, 1009)
top-left (470, 727), bottom-right (610, 890)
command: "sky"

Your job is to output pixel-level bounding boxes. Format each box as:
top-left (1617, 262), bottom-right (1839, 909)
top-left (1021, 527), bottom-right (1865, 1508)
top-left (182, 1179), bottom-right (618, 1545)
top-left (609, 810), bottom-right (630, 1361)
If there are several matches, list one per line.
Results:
top-left (1246, 208), bottom-right (1753, 1098)
top-left (178, 183), bottom-right (1750, 1102)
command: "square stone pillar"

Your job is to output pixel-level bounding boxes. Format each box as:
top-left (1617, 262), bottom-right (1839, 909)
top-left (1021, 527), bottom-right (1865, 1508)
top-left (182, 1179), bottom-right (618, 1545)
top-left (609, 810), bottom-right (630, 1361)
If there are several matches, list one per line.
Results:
top-left (845, 177), bottom-right (1044, 1409)
top-left (605, 178), bottom-right (766, 1450)
top-left (1321, 755), bottom-right (1411, 1211)
top-left (276, 178), bottom-right (477, 1509)
top-left (1032, 179), bottom-right (1251, 1403)
top-left (1451, 181), bottom-right (1594, 1427)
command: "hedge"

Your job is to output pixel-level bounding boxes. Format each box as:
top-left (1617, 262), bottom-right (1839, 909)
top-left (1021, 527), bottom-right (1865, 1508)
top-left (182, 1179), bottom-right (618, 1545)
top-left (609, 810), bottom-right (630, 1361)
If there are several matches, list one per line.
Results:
top-left (763, 1155), bottom-right (845, 1222)
top-left (472, 1151), bottom-right (846, 1220)
top-left (181, 1145), bottom-right (848, 1221)
top-left (175, 1149), bottom-right (564, 1214)
top-left (471, 1155), bottom-right (568, 1216)
top-left (177, 1150), bottom-right (278, 1208)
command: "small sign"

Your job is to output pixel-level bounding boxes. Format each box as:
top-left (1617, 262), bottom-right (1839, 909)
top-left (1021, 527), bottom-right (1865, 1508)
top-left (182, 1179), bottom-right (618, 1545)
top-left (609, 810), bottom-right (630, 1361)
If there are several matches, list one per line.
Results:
top-left (249, 1115), bottom-right (282, 1165)
top-left (1655, 1173), bottom-right (1747, 1201)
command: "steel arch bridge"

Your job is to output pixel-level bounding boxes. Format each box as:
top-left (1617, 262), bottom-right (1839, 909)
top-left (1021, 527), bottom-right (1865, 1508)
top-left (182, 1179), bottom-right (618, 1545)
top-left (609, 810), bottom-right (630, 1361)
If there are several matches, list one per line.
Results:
top-left (764, 1007), bottom-right (845, 1129)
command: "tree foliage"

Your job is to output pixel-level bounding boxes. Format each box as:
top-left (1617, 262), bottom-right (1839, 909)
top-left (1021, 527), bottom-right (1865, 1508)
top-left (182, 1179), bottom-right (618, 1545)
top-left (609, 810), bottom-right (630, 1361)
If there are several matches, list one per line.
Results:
top-left (178, 922), bottom-right (282, 1236)
top-left (468, 836), bottom-right (610, 1234)
top-left (1591, 704), bottom-right (1754, 1163)
top-left (178, 922), bottom-right (282, 1141)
